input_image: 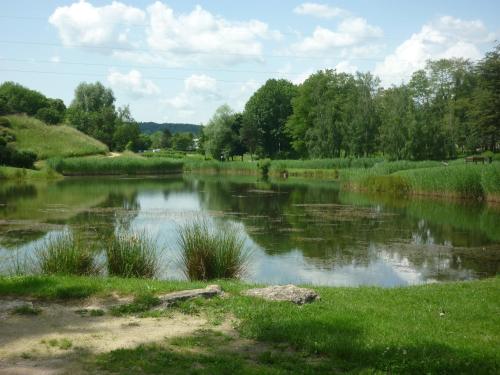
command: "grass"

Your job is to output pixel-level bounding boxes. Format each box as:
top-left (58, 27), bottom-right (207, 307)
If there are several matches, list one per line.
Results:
top-left (12, 305), bottom-right (42, 315)
top-left (35, 232), bottom-right (99, 276)
top-left (0, 164), bottom-right (60, 180)
top-left (340, 160), bottom-right (500, 202)
top-left (6, 115), bottom-right (108, 159)
top-left (42, 338), bottom-right (73, 350)
top-left (0, 275), bottom-right (498, 373)
top-left (48, 155), bottom-right (183, 176)
top-left (110, 294), bottom-right (161, 316)
top-left (106, 230), bottom-right (161, 278)
top-left (178, 219), bottom-right (250, 281)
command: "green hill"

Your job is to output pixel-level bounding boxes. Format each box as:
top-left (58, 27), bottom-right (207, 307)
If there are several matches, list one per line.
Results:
top-left (5, 115), bottom-right (108, 159)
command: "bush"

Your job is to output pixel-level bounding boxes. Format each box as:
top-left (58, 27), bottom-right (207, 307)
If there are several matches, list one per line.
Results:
top-left (35, 232), bottom-right (99, 276)
top-left (0, 117), bottom-right (11, 128)
top-left (106, 231), bottom-right (160, 278)
top-left (35, 107), bottom-right (63, 125)
top-left (178, 218), bottom-right (249, 281)
top-left (0, 138), bottom-right (37, 168)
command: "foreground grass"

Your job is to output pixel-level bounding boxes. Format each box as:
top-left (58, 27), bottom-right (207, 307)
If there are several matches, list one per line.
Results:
top-left (6, 115), bottom-right (108, 159)
top-left (48, 155), bottom-right (184, 175)
top-left (0, 275), bottom-right (498, 373)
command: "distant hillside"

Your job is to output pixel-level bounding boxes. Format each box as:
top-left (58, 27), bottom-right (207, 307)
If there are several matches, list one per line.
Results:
top-left (139, 122), bottom-right (201, 135)
top-left (5, 115), bottom-right (108, 159)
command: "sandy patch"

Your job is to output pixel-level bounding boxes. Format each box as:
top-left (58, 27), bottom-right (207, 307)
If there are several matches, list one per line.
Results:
top-left (0, 297), bottom-right (222, 375)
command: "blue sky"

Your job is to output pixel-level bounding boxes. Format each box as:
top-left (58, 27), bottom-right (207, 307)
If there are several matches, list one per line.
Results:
top-left (1, 0), bottom-right (498, 124)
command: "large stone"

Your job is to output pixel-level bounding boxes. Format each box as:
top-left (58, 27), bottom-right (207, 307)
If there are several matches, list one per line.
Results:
top-left (242, 285), bottom-right (319, 305)
top-left (158, 285), bottom-right (222, 306)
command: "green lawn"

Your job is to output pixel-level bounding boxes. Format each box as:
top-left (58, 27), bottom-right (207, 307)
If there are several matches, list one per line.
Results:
top-left (1, 275), bottom-right (498, 374)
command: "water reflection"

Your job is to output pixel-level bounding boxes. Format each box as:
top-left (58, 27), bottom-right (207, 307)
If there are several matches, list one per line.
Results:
top-left (0, 176), bottom-right (499, 286)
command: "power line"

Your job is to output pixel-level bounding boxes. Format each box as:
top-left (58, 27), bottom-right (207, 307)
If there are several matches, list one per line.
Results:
top-left (0, 68), bottom-right (253, 85)
top-left (0, 57), bottom-right (307, 77)
top-left (0, 39), bottom-right (390, 61)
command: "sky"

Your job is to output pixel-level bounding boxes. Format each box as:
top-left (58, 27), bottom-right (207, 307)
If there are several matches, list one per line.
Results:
top-left (0, 0), bottom-right (498, 124)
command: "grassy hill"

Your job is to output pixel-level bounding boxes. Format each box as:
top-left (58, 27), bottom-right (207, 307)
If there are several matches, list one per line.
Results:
top-left (5, 115), bottom-right (108, 159)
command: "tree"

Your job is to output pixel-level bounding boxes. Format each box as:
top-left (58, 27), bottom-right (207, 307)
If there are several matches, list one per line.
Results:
top-left (172, 132), bottom-right (194, 151)
top-left (242, 79), bottom-right (297, 158)
top-left (67, 82), bottom-right (117, 146)
top-left (472, 44), bottom-right (500, 152)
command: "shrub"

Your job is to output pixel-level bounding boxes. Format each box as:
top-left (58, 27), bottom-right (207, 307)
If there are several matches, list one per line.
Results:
top-left (178, 218), bottom-right (249, 281)
top-left (35, 232), bottom-right (99, 276)
top-left (106, 231), bottom-right (160, 278)
top-left (0, 117), bottom-right (11, 128)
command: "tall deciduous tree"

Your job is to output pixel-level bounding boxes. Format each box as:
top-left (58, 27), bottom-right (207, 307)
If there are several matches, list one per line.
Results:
top-left (242, 79), bottom-right (297, 158)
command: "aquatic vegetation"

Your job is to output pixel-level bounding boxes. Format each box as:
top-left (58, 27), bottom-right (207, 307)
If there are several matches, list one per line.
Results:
top-left (35, 232), bottom-right (99, 276)
top-left (106, 231), bottom-right (160, 278)
top-left (178, 218), bottom-right (249, 281)
top-left (48, 155), bottom-right (183, 176)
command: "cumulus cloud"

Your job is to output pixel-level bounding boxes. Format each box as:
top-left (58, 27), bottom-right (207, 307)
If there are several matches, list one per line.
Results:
top-left (49, 1), bottom-right (281, 66)
top-left (334, 60), bottom-right (358, 74)
top-left (107, 69), bottom-right (160, 97)
top-left (145, 2), bottom-right (281, 65)
top-left (293, 3), bottom-right (348, 19)
top-left (163, 74), bottom-right (220, 113)
top-left (49, 0), bottom-right (145, 50)
top-left (375, 16), bottom-right (496, 86)
top-left (291, 17), bottom-right (383, 55)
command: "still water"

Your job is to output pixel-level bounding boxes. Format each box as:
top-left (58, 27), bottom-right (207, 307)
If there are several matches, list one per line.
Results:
top-left (1, 175), bottom-right (499, 286)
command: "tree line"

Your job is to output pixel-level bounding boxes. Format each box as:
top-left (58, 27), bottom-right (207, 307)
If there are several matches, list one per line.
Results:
top-left (0, 81), bottom-right (196, 153)
top-left (202, 44), bottom-right (500, 161)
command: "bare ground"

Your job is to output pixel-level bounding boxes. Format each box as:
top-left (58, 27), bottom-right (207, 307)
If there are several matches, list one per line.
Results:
top-left (0, 297), bottom-right (235, 375)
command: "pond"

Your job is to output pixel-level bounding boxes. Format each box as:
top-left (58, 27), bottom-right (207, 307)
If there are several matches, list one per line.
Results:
top-left (1, 175), bottom-right (499, 286)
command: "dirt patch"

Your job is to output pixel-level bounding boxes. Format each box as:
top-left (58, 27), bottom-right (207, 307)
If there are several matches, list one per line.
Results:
top-left (0, 297), bottom-right (228, 375)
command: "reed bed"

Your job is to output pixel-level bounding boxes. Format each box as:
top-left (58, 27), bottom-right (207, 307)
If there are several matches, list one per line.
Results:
top-left (178, 219), bottom-right (250, 281)
top-left (48, 156), bottom-right (183, 176)
top-left (106, 230), bottom-right (160, 278)
top-left (35, 232), bottom-right (99, 276)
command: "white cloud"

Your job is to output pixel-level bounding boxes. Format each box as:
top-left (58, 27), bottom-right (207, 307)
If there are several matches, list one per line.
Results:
top-left (145, 2), bottom-right (281, 66)
top-left (49, 1), bottom-right (281, 66)
top-left (49, 1), bottom-right (145, 50)
top-left (293, 3), bottom-right (348, 19)
top-left (291, 17), bottom-right (383, 55)
top-left (375, 16), bottom-right (496, 86)
top-left (107, 69), bottom-right (160, 97)
top-left (163, 74), bottom-right (220, 115)
top-left (50, 56), bottom-right (61, 63)
top-left (334, 60), bottom-right (358, 74)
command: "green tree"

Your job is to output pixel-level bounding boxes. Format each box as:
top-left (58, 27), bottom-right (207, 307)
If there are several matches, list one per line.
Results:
top-left (67, 82), bottom-right (117, 146)
top-left (203, 105), bottom-right (245, 159)
top-left (472, 44), bottom-right (500, 151)
top-left (172, 132), bottom-right (194, 151)
top-left (242, 79), bottom-right (297, 158)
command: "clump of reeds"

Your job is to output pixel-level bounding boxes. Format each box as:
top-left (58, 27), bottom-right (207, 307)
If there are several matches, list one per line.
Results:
top-left (35, 232), bottom-right (99, 276)
top-left (106, 230), bottom-right (160, 278)
top-left (178, 218), bottom-right (250, 281)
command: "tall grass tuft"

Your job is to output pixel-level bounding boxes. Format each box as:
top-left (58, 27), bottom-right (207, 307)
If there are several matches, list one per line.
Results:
top-left (36, 232), bottom-right (99, 276)
top-left (106, 231), bottom-right (160, 278)
top-left (178, 219), bottom-right (249, 281)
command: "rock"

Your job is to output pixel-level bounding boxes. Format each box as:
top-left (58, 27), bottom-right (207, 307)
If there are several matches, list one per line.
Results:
top-left (158, 285), bottom-right (222, 307)
top-left (242, 285), bottom-right (319, 305)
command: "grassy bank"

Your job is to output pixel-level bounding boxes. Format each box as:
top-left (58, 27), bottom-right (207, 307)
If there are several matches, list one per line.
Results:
top-left (6, 115), bottom-right (108, 159)
top-left (0, 275), bottom-right (498, 373)
top-left (342, 162), bottom-right (500, 202)
top-left (48, 155), bottom-right (183, 176)
top-left (0, 164), bottom-right (60, 180)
